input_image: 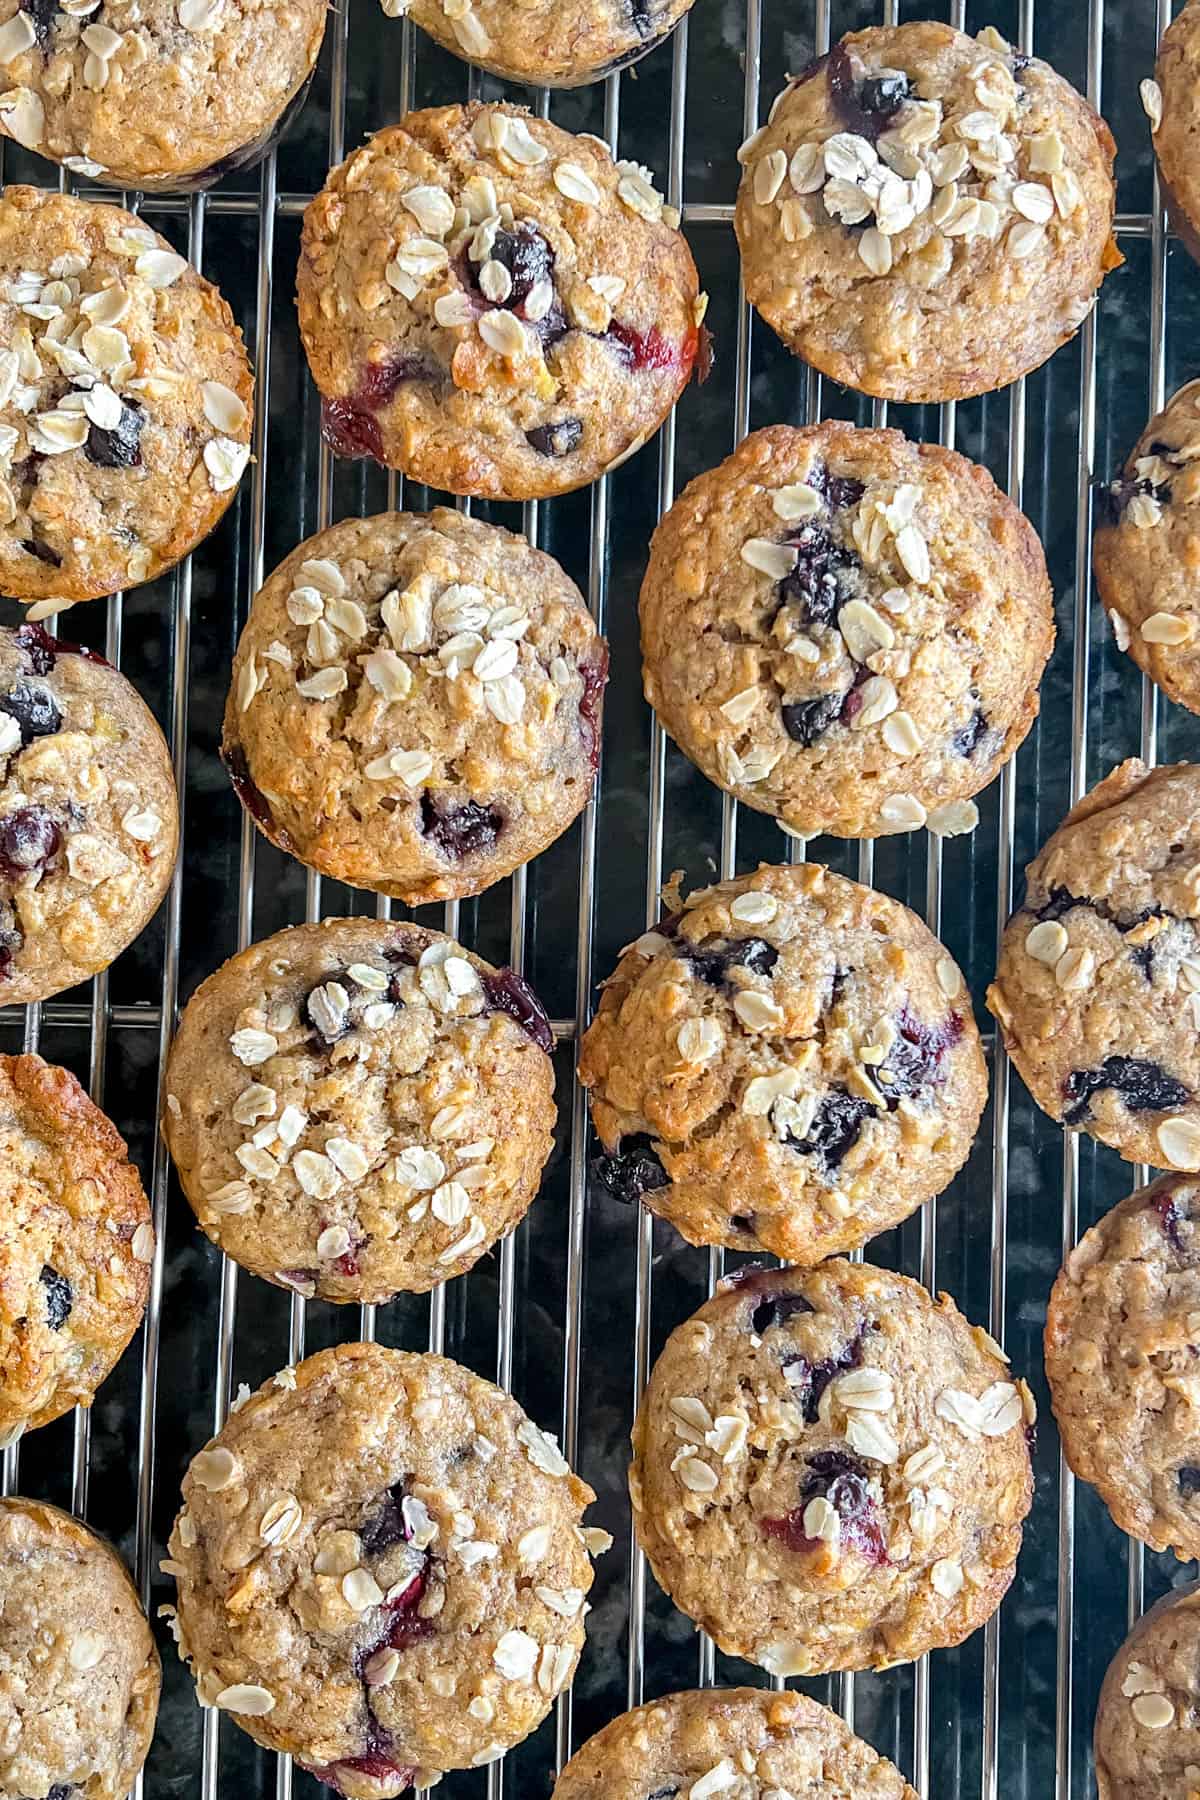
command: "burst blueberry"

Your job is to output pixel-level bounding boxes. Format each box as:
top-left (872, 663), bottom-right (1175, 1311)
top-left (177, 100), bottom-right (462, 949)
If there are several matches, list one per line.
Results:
top-left (592, 1133), bottom-right (669, 1204)
top-left (1063, 1056), bottom-right (1189, 1126)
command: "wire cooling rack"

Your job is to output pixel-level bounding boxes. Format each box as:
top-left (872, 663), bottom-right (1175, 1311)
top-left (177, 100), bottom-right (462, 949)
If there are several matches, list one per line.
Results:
top-left (2, 0), bottom-right (1198, 1794)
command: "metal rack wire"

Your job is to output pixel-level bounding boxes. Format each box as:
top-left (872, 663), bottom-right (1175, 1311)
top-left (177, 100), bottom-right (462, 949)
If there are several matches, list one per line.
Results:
top-left (1, 1), bottom-right (1194, 1795)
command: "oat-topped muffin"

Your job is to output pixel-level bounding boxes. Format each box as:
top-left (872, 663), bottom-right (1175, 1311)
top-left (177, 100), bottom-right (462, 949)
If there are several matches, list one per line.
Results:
top-left (1144, 1), bottom-right (1200, 266)
top-left (640, 421), bottom-right (1053, 839)
top-left (0, 0), bottom-right (325, 189)
top-left (0, 1497), bottom-right (160, 1799)
top-left (299, 103), bottom-right (706, 501)
top-left (222, 509), bottom-right (607, 905)
top-left (169, 1342), bottom-right (598, 1798)
top-left (1094, 1583), bottom-right (1200, 1800)
top-left (381, 0), bottom-right (694, 88)
top-left (580, 862), bottom-right (986, 1264)
top-left (989, 760), bottom-right (1200, 1173)
top-left (629, 1261), bottom-right (1034, 1677)
top-left (1095, 379), bottom-right (1200, 716)
top-left (0, 187), bottom-right (253, 608)
top-left (734, 21), bottom-right (1118, 402)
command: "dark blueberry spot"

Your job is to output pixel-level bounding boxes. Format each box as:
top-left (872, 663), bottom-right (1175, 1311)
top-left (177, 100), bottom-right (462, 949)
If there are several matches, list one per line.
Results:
top-left (686, 935), bottom-right (779, 988)
top-left (578, 645), bottom-right (608, 772)
top-left (951, 706), bottom-right (991, 758)
top-left (1131, 942), bottom-right (1156, 981)
top-left (1155, 1189), bottom-right (1190, 1257)
top-left (24, 537), bottom-right (62, 567)
top-left (418, 793), bottom-right (503, 861)
top-left (303, 1732), bottom-right (418, 1796)
top-left (39, 1264), bottom-right (72, 1331)
top-left (592, 1132), bottom-right (669, 1204)
top-left (781, 691), bottom-right (846, 748)
top-left (878, 1005), bottom-right (963, 1101)
top-left (1063, 1055), bottom-right (1189, 1126)
top-left (482, 967), bottom-right (555, 1055)
top-left (221, 741), bottom-right (293, 850)
top-left (358, 352), bottom-right (444, 409)
top-left (778, 523), bottom-right (856, 628)
top-left (1011, 51), bottom-right (1032, 75)
top-left (484, 223), bottom-right (554, 309)
top-left (21, 0), bottom-right (57, 48)
top-left (84, 399), bottom-right (144, 470)
top-left (359, 1480), bottom-right (409, 1557)
top-left (786, 1089), bottom-right (874, 1171)
top-left (13, 623), bottom-right (107, 673)
top-left (1178, 1466), bottom-right (1200, 1497)
top-left (629, 0), bottom-right (652, 35)
top-left (322, 357), bottom-right (444, 461)
top-left (0, 681), bottom-right (61, 746)
top-left (750, 1288), bottom-right (814, 1338)
top-left (783, 1322), bottom-right (870, 1424)
top-left (828, 42), bottom-right (912, 143)
top-left (603, 319), bottom-right (683, 375)
top-left (525, 417), bottom-right (583, 458)
top-left (321, 397), bottom-right (385, 464)
top-left (384, 936), bottom-right (421, 968)
top-left (762, 1448), bottom-right (888, 1564)
top-left (806, 461), bottom-right (866, 512)
top-left (0, 806), bottom-right (61, 884)
top-left (1099, 473), bottom-right (1171, 525)
top-left (729, 1212), bottom-right (755, 1233)
top-left (1032, 889), bottom-right (1172, 960)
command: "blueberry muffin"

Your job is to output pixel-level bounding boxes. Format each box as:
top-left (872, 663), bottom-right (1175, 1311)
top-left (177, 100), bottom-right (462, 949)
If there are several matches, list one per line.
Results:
top-left (629, 1261), bottom-right (1034, 1677)
top-left (0, 1051), bottom-right (153, 1443)
top-left (298, 102), bottom-right (706, 501)
top-left (579, 862), bottom-right (986, 1264)
top-left (168, 1341), bottom-right (597, 1798)
top-left (552, 1687), bottom-right (918, 1800)
top-left (1095, 379), bottom-right (1200, 715)
top-left (988, 760), bottom-right (1200, 1172)
top-left (1094, 1581), bottom-right (1200, 1800)
top-left (640, 421), bottom-right (1053, 839)
top-left (0, 187), bottom-right (254, 609)
top-left (222, 509), bottom-right (607, 905)
top-left (0, 1497), bottom-right (160, 1799)
top-left (0, 622), bottom-right (178, 1007)
top-left (1144, 2), bottom-right (1200, 266)
top-left (0, 0), bottom-right (325, 190)
top-left (382, 0), bottom-right (694, 88)
top-left (734, 21), bottom-right (1118, 402)
top-left (1046, 1174), bottom-right (1200, 1562)
top-left (163, 918), bottom-right (556, 1303)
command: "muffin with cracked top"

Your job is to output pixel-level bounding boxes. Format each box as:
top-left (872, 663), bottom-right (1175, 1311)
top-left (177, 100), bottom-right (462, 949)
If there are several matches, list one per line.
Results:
top-left (222, 508), bottom-right (607, 905)
top-left (552, 1687), bottom-right (919, 1799)
top-left (988, 760), bottom-right (1200, 1172)
top-left (629, 1260), bottom-right (1034, 1677)
top-left (163, 918), bottom-right (557, 1303)
top-left (1095, 379), bottom-right (1200, 715)
top-left (168, 1341), bottom-right (599, 1798)
top-left (0, 1050), bottom-right (153, 1445)
top-left (734, 20), bottom-right (1118, 401)
top-left (640, 420), bottom-right (1053, 840)
top-left (0, 1497), bottom-right (160, 1800)
top-left (579, 861), bottom-right (986, 1264)
top-left (1046, 1173), bottom-right (1200, 1563)
top-left (0, 187), bottom-right (253, 608)
top-left (298, 102), bottom-right (706, 500)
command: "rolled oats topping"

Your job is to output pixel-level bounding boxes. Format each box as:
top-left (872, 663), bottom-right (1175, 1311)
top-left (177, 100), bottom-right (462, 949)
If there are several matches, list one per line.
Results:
top-left (580, 861), bottom-right (986, 1265)
top-left (168, 1342), bottom-right (595, 1789)
top-left (640, 420), bottom-right (1054, 840)
top-left (298, 102), bottom-right (705, 501)
top-left (0, 622), bottom-right (178, 1008)
top-left (629, 1260), bottom-right (1032, 1677)
top-left (223, 508), bottom-right (607, 906)
top-left (0, 188), bottom-right (253, 607)
top-left (162, 917), bottom-right (557, 1303)
top-left (734, 20), bottom-right (1118, 402)
top-left (1094, 1581), bottom-right (1200, 1799)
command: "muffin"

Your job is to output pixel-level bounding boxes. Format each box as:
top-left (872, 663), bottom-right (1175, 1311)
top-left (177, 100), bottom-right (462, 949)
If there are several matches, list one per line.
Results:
top-left (640, 421), bottom-right (1053, 838)
top-left (988, 759), bottom-right (1200, 1172)
top-left (162, 918), bottom-right (557, 1303)
top-left (168, 1341), bottom-right (597, 1798)
top-left (298, 102), bottom-right (706, 501)
top-left (0, 187), bottom-right (253, 609)
top-left (381, 0), bottom-right (694, 88)
top-left (552, 1687), bottom-right (918, 1799)
top-left (1095, 378), bottom-right (1200, 715)
top-left (0, 0), bottom-right (325, 190)
top-left (1144, 2), bottom-right (1200, 265)
top-left (629, 1260), bottom-right (1034, 1677)
top-left (0, 1497), bottom-right (160, 1799)
top-left (222, 508), bottom-right (607, 904)
top-left (0, 1051), bottom-right (153, 1443)
top-left (734, 20), bottom-right (1118, 402)
top-left (579, 862), bottom-right (987, 1264)
top-left (1094, 1582), bottom-right (1200, 1800)
top-left (1046, 1174), bottom-right (1200, 1562)
top-left (0, 621), bottom-right (178, 1006)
